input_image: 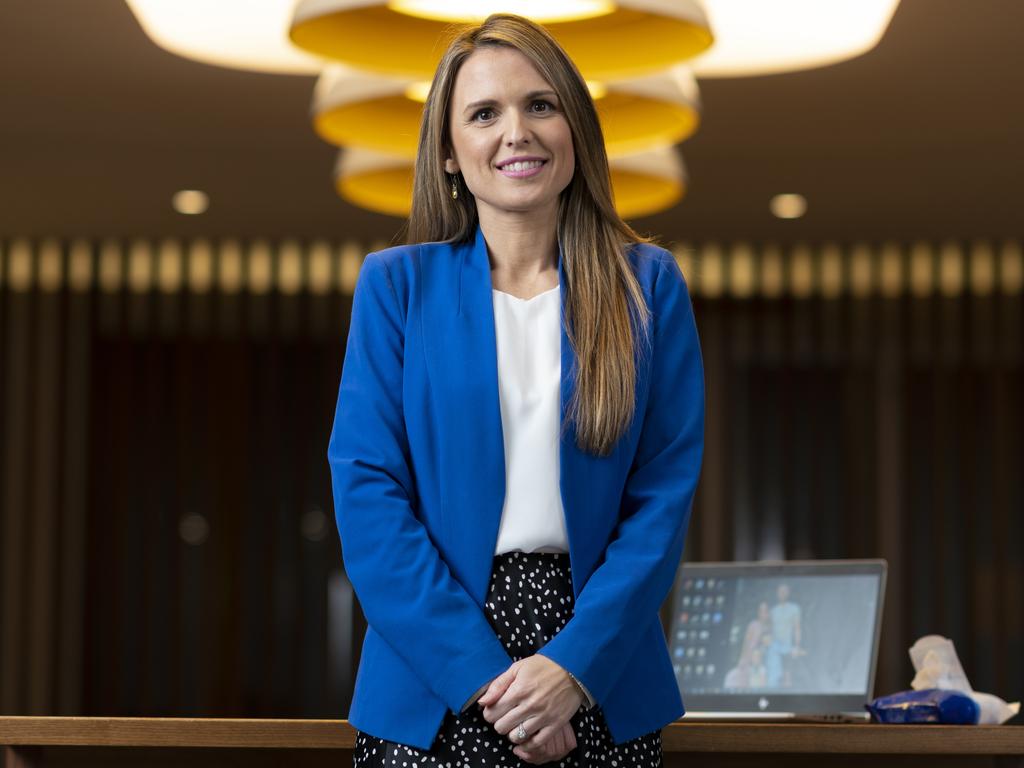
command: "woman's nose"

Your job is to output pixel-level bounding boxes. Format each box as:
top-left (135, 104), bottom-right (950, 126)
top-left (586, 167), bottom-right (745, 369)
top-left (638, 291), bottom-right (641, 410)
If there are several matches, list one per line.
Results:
top-left (504, 110), bottom-right (532, 146)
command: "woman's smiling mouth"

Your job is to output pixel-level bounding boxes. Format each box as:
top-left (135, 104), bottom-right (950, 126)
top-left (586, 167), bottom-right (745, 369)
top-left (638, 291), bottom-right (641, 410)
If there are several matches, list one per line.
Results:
top-left (496, 158), bottom-right (547, 178)
top-left (497, 157), bottom-right (552, 179)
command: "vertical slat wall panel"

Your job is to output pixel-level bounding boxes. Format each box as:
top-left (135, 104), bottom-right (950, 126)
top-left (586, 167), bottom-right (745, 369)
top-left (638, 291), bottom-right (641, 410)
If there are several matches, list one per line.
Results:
top-left (57, 240), bottom-right (92, 713)
top-left (969, 238), bottom-right (1001, 686)
top-left (996, 244), bottom-right (1023, 696)
top-left (726, 244), bottom-right (755, 561)
top-left (0, 236), bottom-right (1021, 719)
top-left (28, 240), bottom-right (62, 713)
top-left (678, 240), bottom-right (727, 565)
top-left (1, 240), bottom-right (32, 714)
top-left (874, 280), bottom-right (906, 704)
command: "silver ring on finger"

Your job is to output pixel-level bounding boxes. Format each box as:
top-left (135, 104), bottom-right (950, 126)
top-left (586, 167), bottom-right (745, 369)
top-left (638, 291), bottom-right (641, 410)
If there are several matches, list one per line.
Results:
top-left (515, 722), bottom-right (527, 741)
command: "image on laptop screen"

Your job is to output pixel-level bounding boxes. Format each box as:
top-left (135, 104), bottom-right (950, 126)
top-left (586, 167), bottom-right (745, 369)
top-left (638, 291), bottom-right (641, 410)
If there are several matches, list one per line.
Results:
top-left (669, 560), bottom-right (887, 718)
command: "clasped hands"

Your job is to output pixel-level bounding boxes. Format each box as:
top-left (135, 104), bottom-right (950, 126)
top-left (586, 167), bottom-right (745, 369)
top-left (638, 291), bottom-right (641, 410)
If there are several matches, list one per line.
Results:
top-left (476, 654), bottom-right (584, 764)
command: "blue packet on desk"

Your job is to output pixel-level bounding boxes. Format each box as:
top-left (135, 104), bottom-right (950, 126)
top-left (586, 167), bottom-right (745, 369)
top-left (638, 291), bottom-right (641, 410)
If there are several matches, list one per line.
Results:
top-left (866, 688), bottom-right (981, 724)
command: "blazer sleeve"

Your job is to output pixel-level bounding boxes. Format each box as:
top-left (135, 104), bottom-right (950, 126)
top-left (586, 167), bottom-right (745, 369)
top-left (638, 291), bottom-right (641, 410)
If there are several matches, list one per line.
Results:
top-left (536, 252), bottom-right (704, 706)
top-left (328, 251), bottom-right (514, 714)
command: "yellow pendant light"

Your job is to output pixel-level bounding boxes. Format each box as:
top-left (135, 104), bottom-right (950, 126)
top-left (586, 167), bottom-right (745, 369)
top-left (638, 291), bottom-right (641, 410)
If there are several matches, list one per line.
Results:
top-left (599, 66), bottom-right (701, 157)
top-left (335, 148), bottom-right (417, 218)
top-left (334, 144), bottom-right (684, 220)
top-left (693, 0), bottom-right (901, 77)
top-left (127, 0), bottom-right (899, 79)
top-left (290, 0), bottom-right (712, 80)
top-left (311, 66), bottom-right (423, 159)
top-left (312, 63), bottom-right (699, 160)
top-left (608, 144), bottom-right (686, 218)
top-left (125, 0), bottom-right (323, 75)
top-left (391, 0), bottom-right (615, 24)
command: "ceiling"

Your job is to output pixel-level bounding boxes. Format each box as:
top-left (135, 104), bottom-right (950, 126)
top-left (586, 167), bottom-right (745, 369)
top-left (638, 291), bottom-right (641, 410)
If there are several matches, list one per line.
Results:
top-left (1, 0), bottom-right (1021, 245)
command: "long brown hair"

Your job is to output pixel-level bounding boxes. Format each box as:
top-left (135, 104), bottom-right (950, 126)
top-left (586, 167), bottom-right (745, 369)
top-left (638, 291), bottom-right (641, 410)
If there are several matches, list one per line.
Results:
top-left (405, 13), bottom-right (653, 457)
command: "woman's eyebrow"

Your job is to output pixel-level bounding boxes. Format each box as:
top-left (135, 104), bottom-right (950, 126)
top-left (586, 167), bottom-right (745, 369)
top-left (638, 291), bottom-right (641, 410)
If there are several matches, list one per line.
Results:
top-left (463, 98), bottom-right (498, 113)
top-left (463, 89), bottom-right (558, 113)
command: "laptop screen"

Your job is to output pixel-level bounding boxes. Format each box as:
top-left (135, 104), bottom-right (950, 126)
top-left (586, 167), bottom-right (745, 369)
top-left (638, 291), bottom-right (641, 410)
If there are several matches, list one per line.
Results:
top-left (668, 560), bottom-right (887, 716)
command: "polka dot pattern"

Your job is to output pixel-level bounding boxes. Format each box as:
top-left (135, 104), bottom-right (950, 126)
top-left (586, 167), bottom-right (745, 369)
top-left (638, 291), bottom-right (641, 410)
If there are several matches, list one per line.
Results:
top-left (354, 551), bottom-right (663, 767)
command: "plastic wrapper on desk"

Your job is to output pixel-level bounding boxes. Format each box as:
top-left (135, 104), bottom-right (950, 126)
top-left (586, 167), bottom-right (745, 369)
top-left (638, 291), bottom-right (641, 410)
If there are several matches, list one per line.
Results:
top-left (866, 688), bottom-right (981, 724)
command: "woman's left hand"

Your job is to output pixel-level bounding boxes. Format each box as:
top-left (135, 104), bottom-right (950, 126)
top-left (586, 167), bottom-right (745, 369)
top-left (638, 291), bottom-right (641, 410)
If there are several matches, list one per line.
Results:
top-left (477, 654), bottom-right (583, 756)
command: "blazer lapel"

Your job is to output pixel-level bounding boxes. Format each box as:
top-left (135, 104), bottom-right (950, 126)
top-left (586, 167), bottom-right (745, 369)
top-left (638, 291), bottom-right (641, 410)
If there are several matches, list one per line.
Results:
top-left (420, 226), bottom-right (505, 602)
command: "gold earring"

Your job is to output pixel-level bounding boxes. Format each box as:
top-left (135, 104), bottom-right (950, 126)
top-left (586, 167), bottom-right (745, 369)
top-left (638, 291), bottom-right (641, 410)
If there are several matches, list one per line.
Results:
top-left (450, 174), bottom-right (458, 200)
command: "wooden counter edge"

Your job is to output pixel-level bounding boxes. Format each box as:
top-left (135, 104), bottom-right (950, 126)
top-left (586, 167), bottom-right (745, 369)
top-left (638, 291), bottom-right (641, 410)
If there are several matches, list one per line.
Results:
top-left (0, 718), bottom-right (1021, 754)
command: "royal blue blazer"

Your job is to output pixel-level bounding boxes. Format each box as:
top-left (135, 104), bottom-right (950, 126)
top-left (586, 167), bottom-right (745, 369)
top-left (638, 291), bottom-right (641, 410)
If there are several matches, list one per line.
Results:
top-left (327, 223), bottom-right (704, 750)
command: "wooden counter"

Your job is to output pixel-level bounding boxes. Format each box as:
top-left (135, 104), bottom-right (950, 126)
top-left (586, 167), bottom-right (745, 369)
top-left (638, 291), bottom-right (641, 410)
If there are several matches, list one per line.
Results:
top-left (2, 717), bottom-right (1022, 767)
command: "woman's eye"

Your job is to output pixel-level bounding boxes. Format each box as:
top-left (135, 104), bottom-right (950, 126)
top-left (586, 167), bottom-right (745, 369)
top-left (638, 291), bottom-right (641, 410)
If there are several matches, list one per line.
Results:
top-left (531, 100), bottom-right (554, 113)
top-left (473, 108), bottom-right (494, 122)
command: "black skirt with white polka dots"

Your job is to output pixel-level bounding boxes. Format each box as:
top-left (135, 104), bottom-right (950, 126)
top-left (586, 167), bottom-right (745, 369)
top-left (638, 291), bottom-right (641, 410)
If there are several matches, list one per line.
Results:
top-left (353, 550), bottom-right (663, 767)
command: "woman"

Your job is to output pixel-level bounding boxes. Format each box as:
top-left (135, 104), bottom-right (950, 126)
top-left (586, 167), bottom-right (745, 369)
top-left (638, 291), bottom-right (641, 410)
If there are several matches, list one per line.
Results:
top-left (328, 13), bottom-right (704, 767)
top-left (724, 602), bottom-right (771, 689)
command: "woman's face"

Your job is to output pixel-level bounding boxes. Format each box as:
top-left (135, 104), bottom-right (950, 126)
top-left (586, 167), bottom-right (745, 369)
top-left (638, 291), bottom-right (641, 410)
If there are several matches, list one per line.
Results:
top-left (444, 46), bottom-right (575, 222)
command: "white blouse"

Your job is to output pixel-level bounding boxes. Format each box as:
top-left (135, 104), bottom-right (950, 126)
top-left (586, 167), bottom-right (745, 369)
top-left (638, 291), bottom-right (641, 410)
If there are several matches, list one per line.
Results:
top-left (491, 284), bottom-right (569, 556)
top-left (461, 282), bottom-right (596, 712)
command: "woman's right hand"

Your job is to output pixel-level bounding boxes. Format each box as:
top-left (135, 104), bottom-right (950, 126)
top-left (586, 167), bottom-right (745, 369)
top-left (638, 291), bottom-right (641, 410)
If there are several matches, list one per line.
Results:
top-left (513, 721), bottom-right (577, 765)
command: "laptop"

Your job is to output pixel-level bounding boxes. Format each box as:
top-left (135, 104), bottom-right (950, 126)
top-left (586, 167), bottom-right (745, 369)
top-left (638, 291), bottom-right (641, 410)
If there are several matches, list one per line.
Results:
top-left (668, 559), bottom-right (887, 722)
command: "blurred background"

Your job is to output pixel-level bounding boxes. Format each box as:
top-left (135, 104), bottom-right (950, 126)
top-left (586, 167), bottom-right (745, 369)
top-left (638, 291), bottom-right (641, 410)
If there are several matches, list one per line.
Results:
top-left (0, 0), bottom-right (1020, 725)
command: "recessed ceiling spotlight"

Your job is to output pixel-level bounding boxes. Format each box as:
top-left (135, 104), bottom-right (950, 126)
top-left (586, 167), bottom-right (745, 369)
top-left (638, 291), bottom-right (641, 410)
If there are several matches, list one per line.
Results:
top-left (770, 193), bottom-right (807, 219)
top-left (172, 189), bottom-right (209, 215)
